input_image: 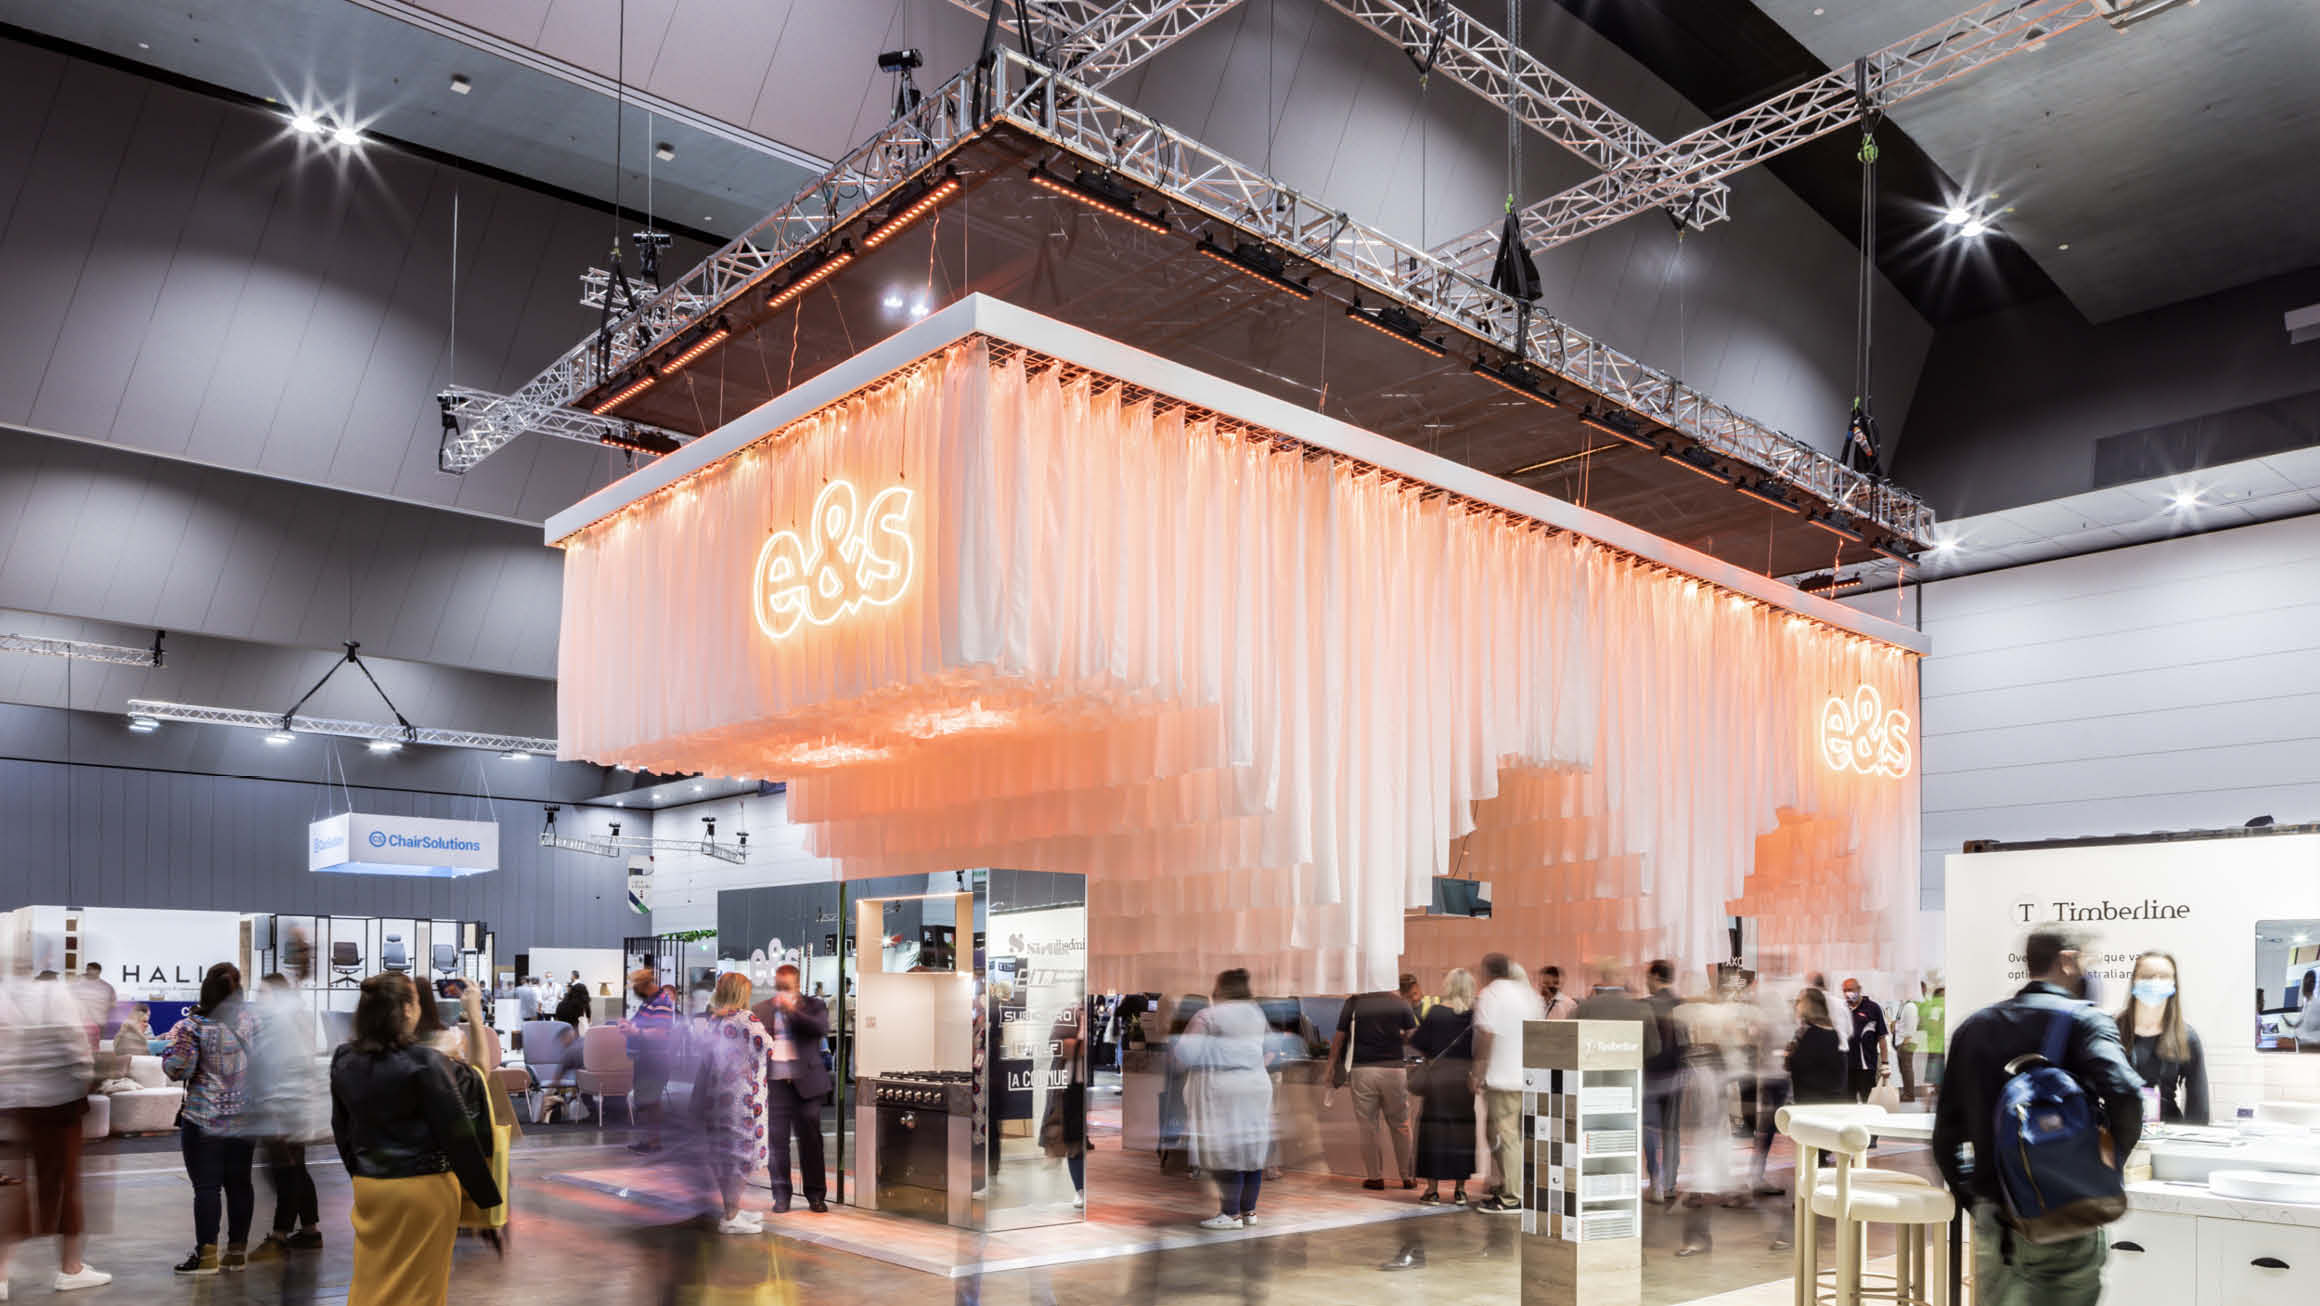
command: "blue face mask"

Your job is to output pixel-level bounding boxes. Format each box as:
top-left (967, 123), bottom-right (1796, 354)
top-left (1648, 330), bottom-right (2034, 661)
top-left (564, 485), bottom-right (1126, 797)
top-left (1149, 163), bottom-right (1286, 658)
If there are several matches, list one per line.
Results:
top-left (2131, 979), bottom-right (2175, 1005)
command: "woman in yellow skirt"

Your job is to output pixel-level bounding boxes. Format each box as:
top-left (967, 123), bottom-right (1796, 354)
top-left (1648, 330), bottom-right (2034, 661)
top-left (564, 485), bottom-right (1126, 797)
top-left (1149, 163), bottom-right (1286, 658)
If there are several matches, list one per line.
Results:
top-left (330, 973), bottom-right (502, 1306)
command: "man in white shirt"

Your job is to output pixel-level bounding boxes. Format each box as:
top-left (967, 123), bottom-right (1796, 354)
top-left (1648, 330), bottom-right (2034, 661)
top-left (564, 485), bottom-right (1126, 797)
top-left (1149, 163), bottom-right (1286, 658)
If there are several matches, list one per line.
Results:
top-left (1468, 952), bottom-right (1546, 1213)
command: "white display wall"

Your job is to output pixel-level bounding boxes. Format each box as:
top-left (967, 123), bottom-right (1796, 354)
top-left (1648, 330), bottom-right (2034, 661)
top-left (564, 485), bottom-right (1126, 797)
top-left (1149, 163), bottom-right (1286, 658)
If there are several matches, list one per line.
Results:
top-left (1946, 832), bottom-right (2320, 1116)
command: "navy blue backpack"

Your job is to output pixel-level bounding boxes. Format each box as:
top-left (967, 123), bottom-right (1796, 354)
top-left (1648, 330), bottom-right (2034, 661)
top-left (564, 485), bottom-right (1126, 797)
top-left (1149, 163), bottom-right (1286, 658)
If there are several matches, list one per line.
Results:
top-left (1990, 1009), bottom-right (2127, 1243)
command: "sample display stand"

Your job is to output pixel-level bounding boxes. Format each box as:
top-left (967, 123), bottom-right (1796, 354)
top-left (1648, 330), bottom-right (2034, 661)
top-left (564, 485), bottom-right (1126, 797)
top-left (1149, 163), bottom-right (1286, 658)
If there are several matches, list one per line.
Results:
top-left (1521, 1019), bottom-right (1645, 1306)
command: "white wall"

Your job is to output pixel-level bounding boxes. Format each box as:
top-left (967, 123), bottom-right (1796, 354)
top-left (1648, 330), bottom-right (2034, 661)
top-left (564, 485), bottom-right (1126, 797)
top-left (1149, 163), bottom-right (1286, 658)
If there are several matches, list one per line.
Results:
top-left (1916, 512), bottom-right (2320, 910)
top-left (644, 788), bottom-right (836, 934)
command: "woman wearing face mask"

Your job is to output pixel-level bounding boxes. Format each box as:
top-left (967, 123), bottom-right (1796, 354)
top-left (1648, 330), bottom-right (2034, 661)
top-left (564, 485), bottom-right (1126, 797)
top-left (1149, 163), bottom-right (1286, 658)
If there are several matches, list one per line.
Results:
top-left (2116, 951), bottom-right (2207, 1125)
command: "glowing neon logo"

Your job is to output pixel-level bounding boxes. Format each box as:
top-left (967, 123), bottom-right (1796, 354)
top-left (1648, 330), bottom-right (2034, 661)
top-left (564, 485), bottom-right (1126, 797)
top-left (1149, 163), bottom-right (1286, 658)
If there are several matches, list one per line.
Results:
top-left (752, 480), bottom-right (916, 641)
top-left (1821, 684), bottom-right (1912, 779)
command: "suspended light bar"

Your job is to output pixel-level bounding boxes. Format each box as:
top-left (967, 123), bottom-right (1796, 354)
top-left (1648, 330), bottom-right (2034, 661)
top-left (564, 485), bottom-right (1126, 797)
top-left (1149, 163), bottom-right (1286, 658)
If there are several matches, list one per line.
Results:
top-left (126, 698), bottom-right (557, 755)
top-left (1577, 406), bottom-right (1656, 451)
top-left (1471, 359), bottom-right (1560, 408)
top-left (590, 373), bottom-right (657, 416)
top-left (600, 425), bottom-right (682, 456)
top-left (1026, 163), bottom-right (1170, 234)
top-left (1197, 235), bottom-right (1312, 299)
top-left (127, 714), bottom-right (160, 734)
top-left (660, 323), bottom-right (731, 375)
top-left (1660, 446), bottom-right (1735, 485)
top-left (1797, 571), bottom-right (1866, 597)
top-left (1, 630), bottom-right (165, 667)
top-left (766, 244), bottom-right (857, 311)
top-left (1808, 514), bottom-right (1868, 544)
top-left (1346, 302), bottom-right (1447, 357)
top-left (1734, 481), bottom-right (1806, 515)
top-left (862, 173), bottom-right (962, 249)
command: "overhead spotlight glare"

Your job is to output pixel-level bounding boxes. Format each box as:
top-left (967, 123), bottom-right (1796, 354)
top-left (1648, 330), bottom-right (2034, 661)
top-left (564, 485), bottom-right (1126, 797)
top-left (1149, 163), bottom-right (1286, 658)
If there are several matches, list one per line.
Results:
top-left (1027, 164), bottom-right (1170, 235)
top-left (1197, 236), bottom-right (1313, 300)
top-left (330, 124), bottom-right (363, 149)
top-left (882, 291), bottom-right (905, 310)
top-left (1958, 216), bottom-right (1990, 239)
top-left (1346, 303), bottom-right (1447, 357)
top-left (692, 782), bottom-right (704, 793)
top-left (1471, 359), bottom-right (1559, 407)
top-left (2167, 487), bottom-right (2202, 511)
top-left (862, 174), bottom-right (961, 249)
top-left (1929, 537), bottom-right (1961, 556)
top-left (367, 738), bottom-right (403, 754)
top-left (765, 246), bottom-right (856, 311)
top-left (127, 715), bottom-right (160, 734)
top-left (264, 729), bottom-right (295, 746)
top-left (1941, 206), bottom-right (1971, 226)
top-left (908, 298), bottom-right (930, 319)
top-left (288, 112), bottom-right (324, 135)
top-left (590, 373), bottom-right (658, 415)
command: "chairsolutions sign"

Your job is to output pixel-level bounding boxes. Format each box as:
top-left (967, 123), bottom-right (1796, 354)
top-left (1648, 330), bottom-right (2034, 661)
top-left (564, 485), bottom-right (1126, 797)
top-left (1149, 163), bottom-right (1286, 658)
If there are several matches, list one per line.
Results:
top-left (308, 812), bottom-right (500, 879)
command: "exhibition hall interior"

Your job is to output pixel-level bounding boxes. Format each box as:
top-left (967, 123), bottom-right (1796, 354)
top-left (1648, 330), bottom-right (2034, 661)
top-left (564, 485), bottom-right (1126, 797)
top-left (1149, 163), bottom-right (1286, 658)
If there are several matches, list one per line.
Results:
top-left (4, 1), bottom-right (2320, 1304)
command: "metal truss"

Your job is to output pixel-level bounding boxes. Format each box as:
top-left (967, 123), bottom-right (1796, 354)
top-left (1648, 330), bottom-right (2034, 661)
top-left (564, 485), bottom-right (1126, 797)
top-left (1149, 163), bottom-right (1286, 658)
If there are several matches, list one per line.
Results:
top-left (1433, 0), bottom-right (2106, 268)
top-left (437, 385), bottom-right (687, 472)
top-left (127, 698), bottom-right (560, 755)
top-left (539, 830), bottom-right (747, 863)
top-left (979, 51), bottom-right (1935, 542)
top-left (2, 631), bottom-right (163, 667)
top-left (941, 0), bottom-right (1244, 84)
top-left (1318, 0), bottom-right (1725, 228)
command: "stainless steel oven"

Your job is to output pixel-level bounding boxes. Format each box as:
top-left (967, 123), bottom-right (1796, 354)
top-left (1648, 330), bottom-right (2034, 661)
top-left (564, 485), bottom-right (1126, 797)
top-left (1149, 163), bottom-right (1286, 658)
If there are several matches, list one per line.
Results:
top-left (861, 1071), bottom-right (973, 1226)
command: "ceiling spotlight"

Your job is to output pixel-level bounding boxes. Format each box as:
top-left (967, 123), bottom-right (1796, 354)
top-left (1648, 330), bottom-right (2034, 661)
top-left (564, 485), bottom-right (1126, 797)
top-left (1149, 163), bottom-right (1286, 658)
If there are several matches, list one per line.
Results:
top-left (331, 123), bottom-right (363, 148)
top-left (614, 799), bottom-right (625, 807)
top-left (908, 298), bottom-right (930, 319)
top-left (501, 749), bottom-right (532, 761)
top-left (449, 74), bottom-right (473, 95)
top-left (2057, 242), bottom-right (2071, 251)
top-left (264, 729), bottom-right (295, 746)
top-left (1941, 206), bottom-right (1971, 226)
top-left (654, 141), bottom-right (676, 162)
top-left (2167, 486), bottom-right (2203, 511)
top-left (127, 714), bottom-right (160, 734)
top-left (367, 738), bottom-right (403, 754)
top-left (289, 112), bottom-right (323, 135)
top-left (1929, 537), bottom-right (1962, 557)
top-left (692, 782), bottom-right (704, 793)
top-left (882, 291), bottom-right (905, 310)
top-left (1958, 216), bottom-right (1990, 239)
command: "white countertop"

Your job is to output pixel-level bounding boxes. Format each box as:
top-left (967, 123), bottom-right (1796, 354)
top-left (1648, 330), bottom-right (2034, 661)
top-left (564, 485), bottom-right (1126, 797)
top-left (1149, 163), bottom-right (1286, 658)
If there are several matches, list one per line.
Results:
top-left (2129, 1179), bottom-right (2320, 1227)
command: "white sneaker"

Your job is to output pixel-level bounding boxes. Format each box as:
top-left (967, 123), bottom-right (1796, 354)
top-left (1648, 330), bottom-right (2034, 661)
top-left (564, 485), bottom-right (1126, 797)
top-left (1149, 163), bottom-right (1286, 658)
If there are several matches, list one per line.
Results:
top-left (56, 1266), bottom-right (113, 1291)
top-left (1240, 1212), bottom-right (1258, 1227)
top-left (2, 1277), bottom-right (11, 1300)
top-left (717, 1216), bottom-right (758, 1236)
top-left (1198, 1213), bottom-right (1242, 1231)
top-left (737, 1210), bottom-right (765, 1230)
top-left (1073, 1190), bottom-right (1085, 1209)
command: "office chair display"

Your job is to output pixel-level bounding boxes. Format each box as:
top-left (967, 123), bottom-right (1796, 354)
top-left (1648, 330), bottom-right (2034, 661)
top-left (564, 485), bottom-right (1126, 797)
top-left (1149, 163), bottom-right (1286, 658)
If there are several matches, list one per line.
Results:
top-left (382, 933), bottom-right (409, 973)
top-left (330, 941), bottom-right (363, 987)
top-left (431, 943), bottom-right (459, 979)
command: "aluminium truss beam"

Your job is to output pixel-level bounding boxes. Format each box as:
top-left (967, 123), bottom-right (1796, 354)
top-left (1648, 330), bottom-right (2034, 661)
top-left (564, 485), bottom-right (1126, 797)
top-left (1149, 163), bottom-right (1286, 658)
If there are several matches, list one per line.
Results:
top-left (1432, 0), bottom-right (2107, 268)
top-left (942, 0), bottom-right (1244, 84)
top-left (540, 831), bottom-right (746, 862)
top-left (1318, 0), bottom-right (1726, 229)
top-left (437, 387), bottom-right (687, 471)
top-left (1, 632), bottom-right (163, 667)
top-left (127, 698), bottom-right (559, 755)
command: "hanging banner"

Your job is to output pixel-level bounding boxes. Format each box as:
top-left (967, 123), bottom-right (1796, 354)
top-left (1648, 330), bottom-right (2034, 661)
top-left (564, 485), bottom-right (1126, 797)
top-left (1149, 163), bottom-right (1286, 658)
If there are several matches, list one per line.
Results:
top-left (309, 813), bottom-right (499, 878)
top-left (627, 855), bottom-right (653, 916)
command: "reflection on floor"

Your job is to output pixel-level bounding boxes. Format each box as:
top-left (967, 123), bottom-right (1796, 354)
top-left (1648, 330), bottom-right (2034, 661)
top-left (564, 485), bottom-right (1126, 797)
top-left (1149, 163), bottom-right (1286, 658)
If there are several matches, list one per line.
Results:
top-left (30, 1115), bottom-right (1937, 1306)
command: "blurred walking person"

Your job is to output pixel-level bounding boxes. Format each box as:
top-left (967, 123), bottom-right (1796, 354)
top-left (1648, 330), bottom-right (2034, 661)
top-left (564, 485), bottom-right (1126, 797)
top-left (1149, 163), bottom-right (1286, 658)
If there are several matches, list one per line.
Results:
top-left (164, 962), bottom-right (261, 1275)
top-left (1175, 969), bottom-right (1273, 1229)
top-left (332, 973), bottom-right (501, 1306)
top-left (1674, 976), bottom-right (1751, 1255)
top-left (1409, 968), bottom-right (1478, 1207)
top-left (1471, 954), bottom-right (1545, 1213)
top-left (1640, 960), bottom-right (1685, 1204)
top-left (247, 973), bottom-right (329, 1260)
top-left (703, 973), bottom-right (774, 1233)
top-left (0, 964), bottom-right (110, 1291)
top-left (750, 964), bottom-right (832, 1214)
top-left (1328, 975), bottom-right (1417, 1192)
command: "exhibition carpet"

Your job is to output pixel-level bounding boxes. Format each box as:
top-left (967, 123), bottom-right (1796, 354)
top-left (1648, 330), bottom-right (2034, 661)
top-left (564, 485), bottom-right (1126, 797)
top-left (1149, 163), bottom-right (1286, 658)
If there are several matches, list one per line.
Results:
top-left (547, 1147), bottom-right (1459, 1278)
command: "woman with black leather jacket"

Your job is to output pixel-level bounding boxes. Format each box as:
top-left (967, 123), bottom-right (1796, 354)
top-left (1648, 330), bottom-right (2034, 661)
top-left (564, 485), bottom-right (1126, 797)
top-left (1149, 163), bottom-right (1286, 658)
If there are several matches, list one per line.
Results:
top-left (330, 973), bottom-right (501, 1306)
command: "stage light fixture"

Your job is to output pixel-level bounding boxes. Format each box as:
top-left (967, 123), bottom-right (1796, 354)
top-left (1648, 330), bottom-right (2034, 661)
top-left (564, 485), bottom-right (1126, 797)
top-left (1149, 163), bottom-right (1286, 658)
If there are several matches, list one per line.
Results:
top-left (1471, 359), bottom-right (1559, 408)
top-left (599, 425), bottom-right (681, 456)
top-left (367, 738), bottom-right (402, 754)
top-left (876, 48), bottom-right (924, 72)
top-left (765, 245), bottom-right (856, 311)
top-left (264, 729), bottom-right (295, 745)
top-left (449, 75), bottom-right (473, 95)
top-left (1797, 571), bottom-right (1865, 597)
top-left (1734, 481), bottom-right (1805, 514)
top-left (1807, 514), bottom-right (1867, 544)
top-left (127, 714), bottom-right (160, 734)
top-left (1577, 406), bottom-right (1656, 451)
top-left (1660, 446), bottom-right (1735, 485)
top-left (654, 141), bottom-right (676, 161)
top-left (1196, 235), bottom-right (1312, 300)
top-left (500, 749), bottom-right (531, 761)
top-left (882, 291), bottom-right (905, 311)
top-left (1346, 302), bottom-right (1447, 357)
top-left (590, 373), bottom-right (658, 415)
top-left (1869, 539), bottom-right (1918, 564)
top-left (862, 173), bottom-right (961, 250)
top-left (659, 324), bottom-right (730, 376)
top-left (1027, 164), bottom-right (1170, 235)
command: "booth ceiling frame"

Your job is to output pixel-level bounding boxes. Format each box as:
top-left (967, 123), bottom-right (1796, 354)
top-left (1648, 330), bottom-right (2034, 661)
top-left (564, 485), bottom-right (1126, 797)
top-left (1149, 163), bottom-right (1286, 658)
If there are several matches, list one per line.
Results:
top-left (0, 631), bottom-right (163, 668)
top-left (125, 698), bottom-right (559, 756)
top-left (443, 46), bottom-right (1935, 546)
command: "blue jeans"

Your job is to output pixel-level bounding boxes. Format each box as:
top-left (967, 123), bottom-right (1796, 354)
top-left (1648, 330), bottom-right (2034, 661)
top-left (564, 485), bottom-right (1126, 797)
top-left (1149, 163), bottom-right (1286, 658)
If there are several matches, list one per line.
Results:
top-left (180, 1120), bottom-right (255, 1247)
top-left (1643, 1074), bottom-right (1682, 1197)
top-left (1216, 1169), bottom-right (1262, 1216)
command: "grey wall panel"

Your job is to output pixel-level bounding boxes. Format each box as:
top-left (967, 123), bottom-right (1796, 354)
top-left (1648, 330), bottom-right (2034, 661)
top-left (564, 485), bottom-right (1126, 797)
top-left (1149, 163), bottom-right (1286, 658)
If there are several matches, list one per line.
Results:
top-left (0, 429), bottom-right (564, 678)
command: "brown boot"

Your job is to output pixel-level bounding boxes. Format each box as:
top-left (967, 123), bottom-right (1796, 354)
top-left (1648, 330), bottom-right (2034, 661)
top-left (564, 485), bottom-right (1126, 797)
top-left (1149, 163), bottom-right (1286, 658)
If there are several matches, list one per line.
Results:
top-left (221, 1242), bottom-right (248, 1272)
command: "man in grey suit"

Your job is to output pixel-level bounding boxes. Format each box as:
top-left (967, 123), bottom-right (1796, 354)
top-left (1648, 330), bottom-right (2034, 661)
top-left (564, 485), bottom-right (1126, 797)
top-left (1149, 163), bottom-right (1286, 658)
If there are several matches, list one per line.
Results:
top-left (751, 964), bottom-right (831, 1213)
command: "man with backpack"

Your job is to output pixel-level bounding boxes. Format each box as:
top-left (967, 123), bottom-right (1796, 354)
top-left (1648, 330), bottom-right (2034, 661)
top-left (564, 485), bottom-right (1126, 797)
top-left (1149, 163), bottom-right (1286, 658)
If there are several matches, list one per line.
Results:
top-left (1932, 925), bottom-right (2146, 1306)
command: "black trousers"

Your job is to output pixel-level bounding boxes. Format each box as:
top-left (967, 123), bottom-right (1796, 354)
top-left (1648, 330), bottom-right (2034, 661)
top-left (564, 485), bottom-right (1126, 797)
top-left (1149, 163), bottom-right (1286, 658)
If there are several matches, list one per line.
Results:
top-left (767, 1079), bottom-right (825, 1202)
top-left (264, 1138), bottom-right (318, 1233)
top-left (1847, 1064), bottom-right (1881, 1103)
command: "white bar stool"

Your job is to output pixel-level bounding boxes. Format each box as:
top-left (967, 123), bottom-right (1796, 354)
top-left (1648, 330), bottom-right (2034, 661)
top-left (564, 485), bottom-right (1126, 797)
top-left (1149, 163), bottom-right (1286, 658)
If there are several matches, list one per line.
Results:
top-left (1780, 1106), bottom-right (1954, 1306)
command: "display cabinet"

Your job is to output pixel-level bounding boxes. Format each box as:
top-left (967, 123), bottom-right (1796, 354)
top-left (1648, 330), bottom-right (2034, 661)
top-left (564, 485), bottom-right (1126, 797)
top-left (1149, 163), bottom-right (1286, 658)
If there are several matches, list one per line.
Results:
top-left (1521, 1019), bottom-right (1645, 1306)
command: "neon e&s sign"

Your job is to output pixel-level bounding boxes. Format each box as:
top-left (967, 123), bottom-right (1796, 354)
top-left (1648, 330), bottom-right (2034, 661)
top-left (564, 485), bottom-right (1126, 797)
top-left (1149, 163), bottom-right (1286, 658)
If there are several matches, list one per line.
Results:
top-left (752, 479), bottom-right (916, 640)
top-left (1821, 683), bottom-right (1912, 779)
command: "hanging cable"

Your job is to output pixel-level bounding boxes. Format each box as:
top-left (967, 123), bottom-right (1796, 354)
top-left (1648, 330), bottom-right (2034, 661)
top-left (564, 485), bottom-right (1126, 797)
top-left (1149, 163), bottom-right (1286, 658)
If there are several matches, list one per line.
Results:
top-left (1846, 56), bottom-right (1884, 477)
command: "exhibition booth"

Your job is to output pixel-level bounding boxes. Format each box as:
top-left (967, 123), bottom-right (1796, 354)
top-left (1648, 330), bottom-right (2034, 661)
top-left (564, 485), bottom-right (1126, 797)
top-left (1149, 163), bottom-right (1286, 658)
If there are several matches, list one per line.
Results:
top-left (543, 295), bottom-right (1927, 1243)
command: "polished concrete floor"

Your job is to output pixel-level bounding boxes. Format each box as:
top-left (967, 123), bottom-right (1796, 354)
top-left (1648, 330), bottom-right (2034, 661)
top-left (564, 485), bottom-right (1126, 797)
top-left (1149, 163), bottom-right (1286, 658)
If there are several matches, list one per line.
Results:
top-left (13, 1119), bottom-right (1934, 1306)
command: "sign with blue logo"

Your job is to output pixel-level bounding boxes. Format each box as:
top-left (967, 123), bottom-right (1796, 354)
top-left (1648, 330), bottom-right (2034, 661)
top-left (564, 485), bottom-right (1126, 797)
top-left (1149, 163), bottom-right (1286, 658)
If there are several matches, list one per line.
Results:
top-left (308, 812), bottom-right (499, 878)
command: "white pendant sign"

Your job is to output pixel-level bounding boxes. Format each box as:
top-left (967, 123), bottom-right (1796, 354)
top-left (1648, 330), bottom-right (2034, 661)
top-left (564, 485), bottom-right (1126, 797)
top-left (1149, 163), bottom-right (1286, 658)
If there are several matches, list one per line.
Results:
top-left (309, 812), bottom-right (499, 878)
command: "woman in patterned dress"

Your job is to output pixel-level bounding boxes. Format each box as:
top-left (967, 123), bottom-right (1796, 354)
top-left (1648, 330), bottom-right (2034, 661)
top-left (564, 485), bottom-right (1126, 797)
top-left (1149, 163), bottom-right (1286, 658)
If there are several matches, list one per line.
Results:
top-left (700, 972), bottom-right (773, 1234)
